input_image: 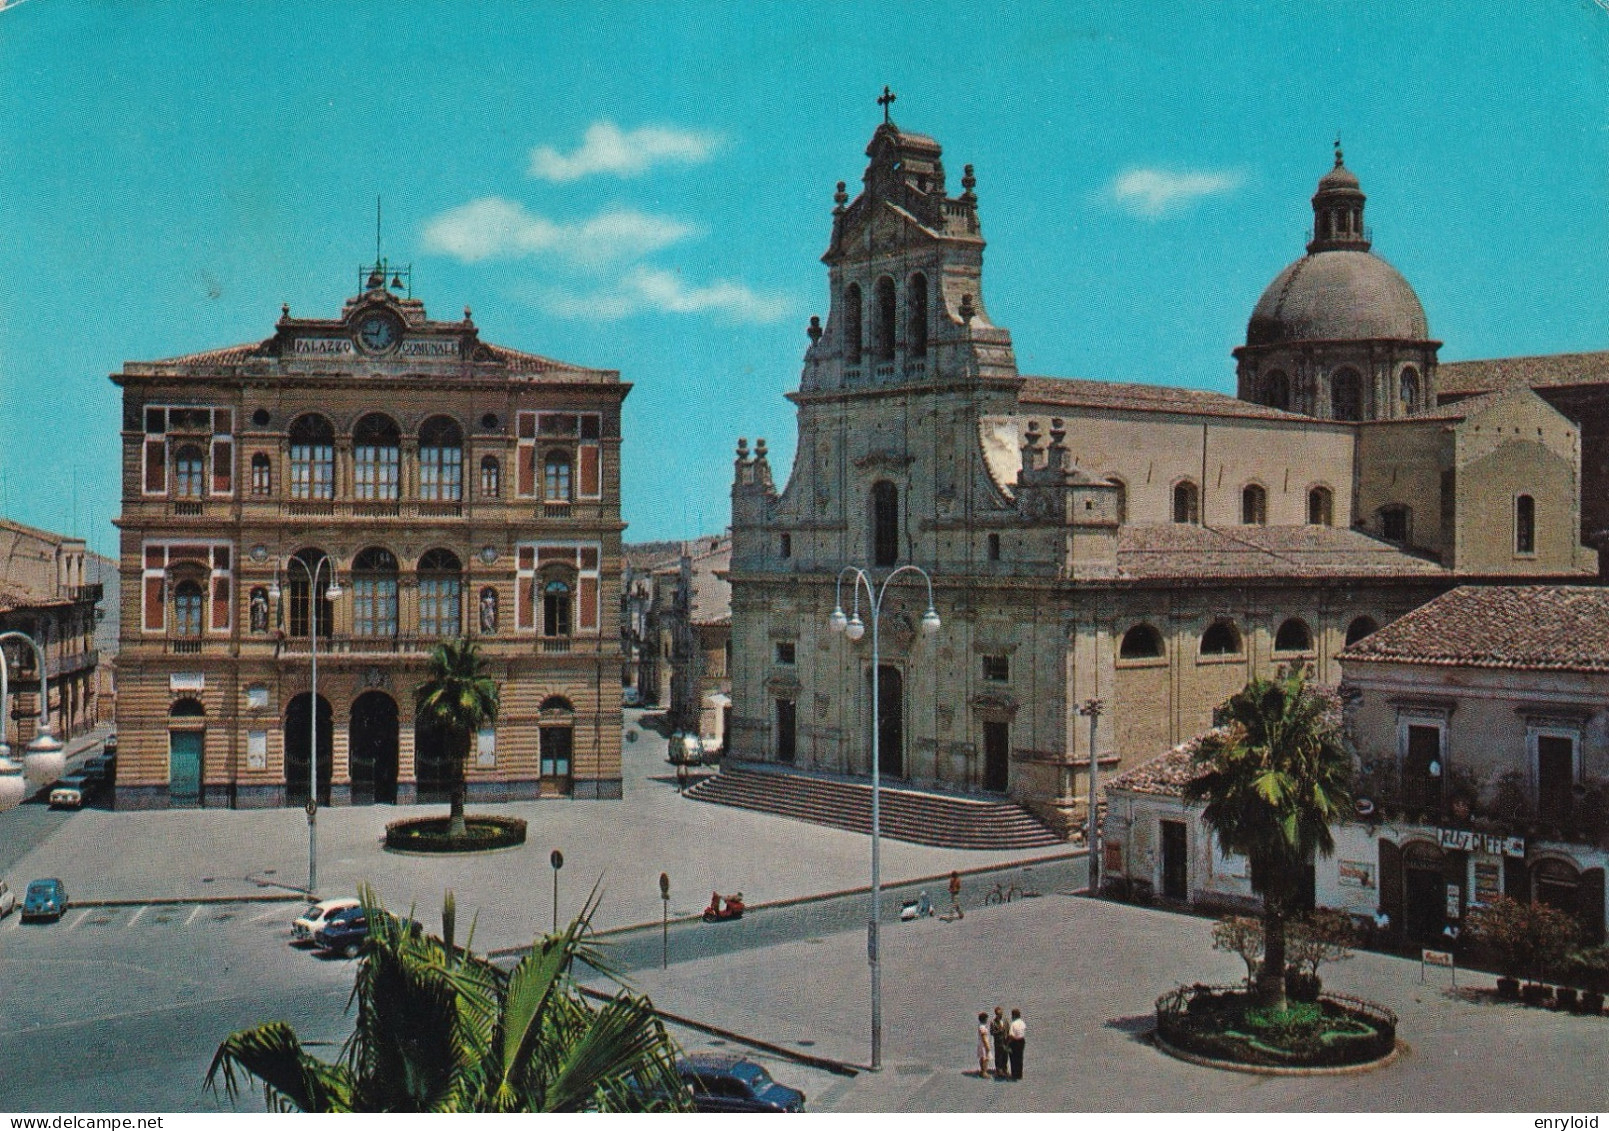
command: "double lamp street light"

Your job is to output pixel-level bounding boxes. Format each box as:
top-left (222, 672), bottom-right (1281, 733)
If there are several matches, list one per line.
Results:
top-left (828, 564), bottom-right (940, 1072)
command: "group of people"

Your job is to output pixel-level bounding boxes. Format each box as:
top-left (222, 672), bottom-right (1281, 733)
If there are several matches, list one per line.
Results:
top-left (975, 1007), bottom-right (1026, 1080)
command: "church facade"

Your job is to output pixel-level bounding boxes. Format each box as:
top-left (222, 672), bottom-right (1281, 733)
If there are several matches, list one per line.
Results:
top-left (113, 269), bottom-right (627, 809)
top-left (728, 116), bottom-right (1597, 835)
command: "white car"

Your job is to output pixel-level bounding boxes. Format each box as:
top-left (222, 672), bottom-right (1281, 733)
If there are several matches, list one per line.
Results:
top-left (0, 879), bottom-right (15, 918)
top-left (292, 897), bottom-right (360, 944)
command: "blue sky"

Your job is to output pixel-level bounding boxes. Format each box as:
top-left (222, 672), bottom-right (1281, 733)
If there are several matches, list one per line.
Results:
top-left (1, 1), bottom-right (1605, 556)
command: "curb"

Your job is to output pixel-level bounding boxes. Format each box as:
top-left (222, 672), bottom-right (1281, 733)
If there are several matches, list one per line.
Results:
top-left (73, 893), bottom-right (308, 909)
top-left (576, 984), bottom-right (860, 1078)
top-left (1151, 1031), bottom-right (1407, 1076)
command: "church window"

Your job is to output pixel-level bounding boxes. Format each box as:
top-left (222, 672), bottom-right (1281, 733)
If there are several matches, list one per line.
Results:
top-left (1399, 367), bottom-right (1420, 414)
top-left (1344, 616), bottom-right (1378, 646)
top-left (352, 547), bottom-right (399, 638)
top-left (173, 444), bottom-right (206, 499)
top-left (480, 455), bottom-right (501, 498)
top-left (1241, 483), bottom-right (1267, 525)
top-left (1378, 505), bottom-right (1410, 543)
top-left (544, 452), bottom-right (573, 502)
top-left (251, 453), bottom-right (272, 496)
top-left (1263, 370), bottom-right (1290, 411)
top-left (844, 283), bottom-right (863, 365)
top-left (1515, 494), bottom-right (1536, 555)
top-left (1199, 620), bottom-right (1242, 657)
top-left (288, 415), bottom-right (335, 500)
top-left (1172, 480), bottom-right (1199, 525)
top-left (907, 273), bottom-right (928, 358)
top-left (1274, 618), bottom-right (1313, 653)
top-left (418, 548), bottom-right (463, 638)
top-left (779, 532), bottom-right (792, 559)
top-left (419, 416), bottom-right (464, 502)
top-left (543, 579), bottom-right (572, 637)
top-left (1307, 485), bottom-right (1333, 526)
top-left (871, 480), bottom-right (899, 566)
top-left (1331, 369), bottom-right (1363, 421)
top-left (353, 414), bottom-right (401, 501)
top-left (987, 532), bottom-right (1001, 561)
top-left (874, 276), bottom-right (896, 361)
top-left (982, 654), bottom-right (1009, 682)
top-left (775, 641), bottom-right (796, 664)
top-left (1119, 623), bottom-right (1164, 660)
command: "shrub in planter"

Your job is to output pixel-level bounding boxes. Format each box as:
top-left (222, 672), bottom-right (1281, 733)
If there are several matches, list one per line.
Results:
top-left (1496, 976), bottom-right (1521, 1000)
top-left (1554, 986), bottom-right (1578, 1011)
top-left (1285, 969), bottom-right (1322, 1003)
top-left (1521, 983), bottom-right (1552, 1007)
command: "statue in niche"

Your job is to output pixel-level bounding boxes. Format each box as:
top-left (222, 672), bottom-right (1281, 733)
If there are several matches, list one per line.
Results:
top-left (479, 587), bottom-right (498, 633)
top-left (250, 587), bottom-right (269, 633)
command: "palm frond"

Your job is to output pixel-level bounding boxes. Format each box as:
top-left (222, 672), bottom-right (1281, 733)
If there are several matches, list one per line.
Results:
top-left (205, 1022), bottom-right (355, 1113)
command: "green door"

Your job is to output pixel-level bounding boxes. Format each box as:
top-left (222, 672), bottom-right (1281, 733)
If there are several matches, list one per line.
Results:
top-left (170, 730), bottom-right (203, 806)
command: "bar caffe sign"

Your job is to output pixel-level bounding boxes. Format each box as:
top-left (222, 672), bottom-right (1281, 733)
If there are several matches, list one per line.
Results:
top-left (1438, 827), bottom-right (1524, 858)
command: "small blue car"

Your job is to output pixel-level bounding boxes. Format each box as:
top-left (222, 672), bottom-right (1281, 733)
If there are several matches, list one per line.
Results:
top-left (21, 878), bottom-right (68, 923)
top-left (677, 1054), bottom-right (806, 1113)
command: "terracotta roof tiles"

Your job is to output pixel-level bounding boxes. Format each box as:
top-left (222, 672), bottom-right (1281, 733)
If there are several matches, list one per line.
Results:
top-left (1116, 524), bottom-right (1447, 581)
top-left (1437, 351), bottom-right (1609, 398)
top-left (1019, 376), bottom-right (1315, 422)
top-left (1340, 585), bottom-right (1609, 672)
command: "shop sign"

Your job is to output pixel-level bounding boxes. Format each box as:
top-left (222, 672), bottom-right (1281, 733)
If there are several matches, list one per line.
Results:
top-left (1446, 883), bottom-right (1462, 920)
top-left (1437, 827), bottom-right (1524, 858)
top-left (1337, 860), bottom-right (1374, 888)
top-left (1474, 861), bottom-right (1501, 905)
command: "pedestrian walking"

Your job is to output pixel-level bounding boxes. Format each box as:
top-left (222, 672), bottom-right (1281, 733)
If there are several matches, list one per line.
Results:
top-left (1007, 1008), bottom-right (1026, 1080)
top-left (989, 1006), bottom-right (1009, 1078)
top-left (975, 1012), bottom-right (991, 1077)
top-left (948, 870), bottom-right (964, 920)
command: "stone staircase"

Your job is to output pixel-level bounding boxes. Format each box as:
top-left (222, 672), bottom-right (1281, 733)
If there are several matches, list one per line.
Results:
top-left (684, 763), bottom-right (1066, 851)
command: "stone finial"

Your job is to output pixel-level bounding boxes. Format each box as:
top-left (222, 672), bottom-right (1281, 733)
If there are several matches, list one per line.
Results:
top-left (1048, 418), bottom-right (1068, 471)
top-left (958, 293), bottom-right (976, 325)
top-left (280, 303), bottom-right (290, 319)
top-left (755, 438), bottom-right (768, 461)
top-left (961, 164), bottom-right (977, 202)
top-left (736, 438), bottom-right (749, 460)
top-left (464, 307), bottom-right (473, 324)
top-left (834, 181), bottom-right (849, 214)
top-left (808, 315), bottom-right (823, 343)
top-left (1021, 420), bottom-right (1042, 471)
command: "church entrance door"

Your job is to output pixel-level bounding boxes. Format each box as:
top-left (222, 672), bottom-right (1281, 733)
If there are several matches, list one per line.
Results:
top-left (982, 720), bottom-right (1009, 792)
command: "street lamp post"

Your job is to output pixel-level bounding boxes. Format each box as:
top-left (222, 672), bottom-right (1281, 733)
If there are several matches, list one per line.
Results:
top-left (828, 565), bottom-right (941, 1072)
top-left (0, 644), bottom-right (27, 812)
top-left (0, 630), bottom-right (65, 796)
top-left (269, 558), bottom-right (343, 897)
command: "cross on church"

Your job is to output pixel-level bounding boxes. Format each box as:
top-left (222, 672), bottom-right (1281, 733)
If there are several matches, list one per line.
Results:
top-left (878, 86), bottom-right (897, 123)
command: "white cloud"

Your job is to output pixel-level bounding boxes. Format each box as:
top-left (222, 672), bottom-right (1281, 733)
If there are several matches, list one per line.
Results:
top-left (421, 198), bottom-right (696, 268)
top-left (1108, 167), bottom-right (1244, 218)
top-left (529, 121), bottom-right (722, 183)
top-left (539, 265), bottom-right (791, 324)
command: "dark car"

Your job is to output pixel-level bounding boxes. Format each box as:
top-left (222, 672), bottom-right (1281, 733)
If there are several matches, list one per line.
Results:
top-left (676, 1054), bottom-right (805, 1113)
top-left (313, 905), bottom-right (370, 958)
top-left (21, 878), bottom-right (68, 923)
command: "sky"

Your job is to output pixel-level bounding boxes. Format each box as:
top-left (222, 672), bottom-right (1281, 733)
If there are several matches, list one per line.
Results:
top-left (1, 0), bottom-right (1605, 557)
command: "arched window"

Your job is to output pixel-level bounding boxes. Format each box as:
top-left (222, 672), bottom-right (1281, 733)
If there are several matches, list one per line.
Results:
top-left (250, 453), bottom-right (272, 496)
top-left (352, 547), bottom-right (399, 638)
top-left (353, 414), bottom-right (401, 501)
top-left (288, 415), bottom-right (335, 500)
top-left (173, 580), bottom-right (205, 637)
top-left (170, 696), bottom-right (205, 718)
top-left (543, 579), bottom-right (572, 637)
top-left (1344, 616), bottom-right (1379, 646)
top-left (871, 480), bottom-right (899, 566)
top-left (1399, 367), bottom-right (1420, 414)
top-left (287, 548), bottom-right (333, 638)
top-left (907, 272), bottom-right (928, 358)
top-left (1331, 368), bottom-right (1363, 421)
top-left (1173, 480), bottom-right (1199, 525)
top-left (874, 276), bottom-right (896, 361)
top-left (1274, 617), bottom-right (1313, 653)
top-left (1241, 483), bottom-right (1267, 525)
top-left (1119, 623), bottom-right (1164, 659)
top-left (843, 282), bottom-right (863, 365)
top-left (1378, 504), bottom-right (1410, 543)
top-left (1263, 370), bottom-right (1291, 411)
top-left (1515, 494), bottom-right (1536, 554)
top-left (480, 455), bottom-right (501, 498)
top-left (418, 549), bottom-right (463, 638)
top-left (173, 444), bottom-right (206, 498)
top-left (1307, 485), bottom-right (1333, 526)
top-left (544, 451), bottom-right (573, 501)
top-left (1200, 619), bottom-right (1242, 656)
top-left (419, 416), bottom-right (464, 502)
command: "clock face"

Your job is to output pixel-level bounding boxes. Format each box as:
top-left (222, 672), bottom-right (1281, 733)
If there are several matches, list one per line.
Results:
top-left (357, 313), bottom-right (399, 352)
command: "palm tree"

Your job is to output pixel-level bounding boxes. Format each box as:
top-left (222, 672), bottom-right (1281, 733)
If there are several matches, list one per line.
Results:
top-left (1183, 668), bottom-right (1352, 1010)
top-left (206, 886), bottom-right (690, 1112)
top-left (416, 639), bottom-right (499, 838)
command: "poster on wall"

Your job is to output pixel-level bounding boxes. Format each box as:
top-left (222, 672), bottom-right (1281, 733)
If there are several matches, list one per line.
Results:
top-left (1474, 861), bottom-right (1501, 905)
top-left (1338, 860), bottom-right (1374, 888)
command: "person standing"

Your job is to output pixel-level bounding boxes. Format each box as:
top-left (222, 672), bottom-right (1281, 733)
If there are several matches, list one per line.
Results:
top-left (990, 1007), bottom-right (1009, 1078)
top-left (948, 870), bottom-right (964, 920)
top-left (1007, 1008), bottom-right (1026, 1080)
top-left (975, 1012), bottom-right (991, 1077)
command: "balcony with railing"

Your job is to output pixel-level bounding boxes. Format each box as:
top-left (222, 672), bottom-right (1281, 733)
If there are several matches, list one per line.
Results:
top-left (1354, 758), bottom-right (1608, 846)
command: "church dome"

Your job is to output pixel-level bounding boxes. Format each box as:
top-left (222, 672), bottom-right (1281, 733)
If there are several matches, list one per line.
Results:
top-left (1246, 250), bottom-right (1428, 346)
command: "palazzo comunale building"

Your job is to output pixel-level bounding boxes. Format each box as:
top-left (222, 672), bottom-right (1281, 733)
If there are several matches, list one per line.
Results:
top-left (113, 268), bottom-right (626, 808)
top-left (728, 117), bottom-right (1600, 837)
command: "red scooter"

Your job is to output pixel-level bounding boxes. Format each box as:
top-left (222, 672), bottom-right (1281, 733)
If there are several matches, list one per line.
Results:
top-left (702, 891), bottom-right (745, 922)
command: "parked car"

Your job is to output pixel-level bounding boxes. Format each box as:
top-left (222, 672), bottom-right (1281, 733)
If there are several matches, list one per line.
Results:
top-left (0, 879), bottom-right (16, 918)
top-left (622, 687), bottom-right (642, 707)
top-left (292, 897), bottom-right (361, 945)
top-left (48, 773), bottom-right (93, 809)
top-left (313, 905), bottom-right (371, 958)
top-left (80, 756), bottom-right (107, 784)
top-left (676, 1054), bottom-right (805, 1113)
top-left (21, 878), bottom-right (68, 923)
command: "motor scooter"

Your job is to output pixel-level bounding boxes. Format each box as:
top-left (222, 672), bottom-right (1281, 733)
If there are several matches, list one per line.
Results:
top-left (702, 891), bottom-right (745, 922)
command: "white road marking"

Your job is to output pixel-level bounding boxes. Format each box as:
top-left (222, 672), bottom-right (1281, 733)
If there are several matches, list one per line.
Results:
top-left (126, 906), bottom-right (145, 927)
top-left (64, 909), bottom-right (94, 931)
top-left (183, 905), bottom-right (202, 927)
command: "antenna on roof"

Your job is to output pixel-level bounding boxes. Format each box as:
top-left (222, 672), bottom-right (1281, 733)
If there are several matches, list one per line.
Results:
top-left (359, 195), bottom-right (412, 297)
